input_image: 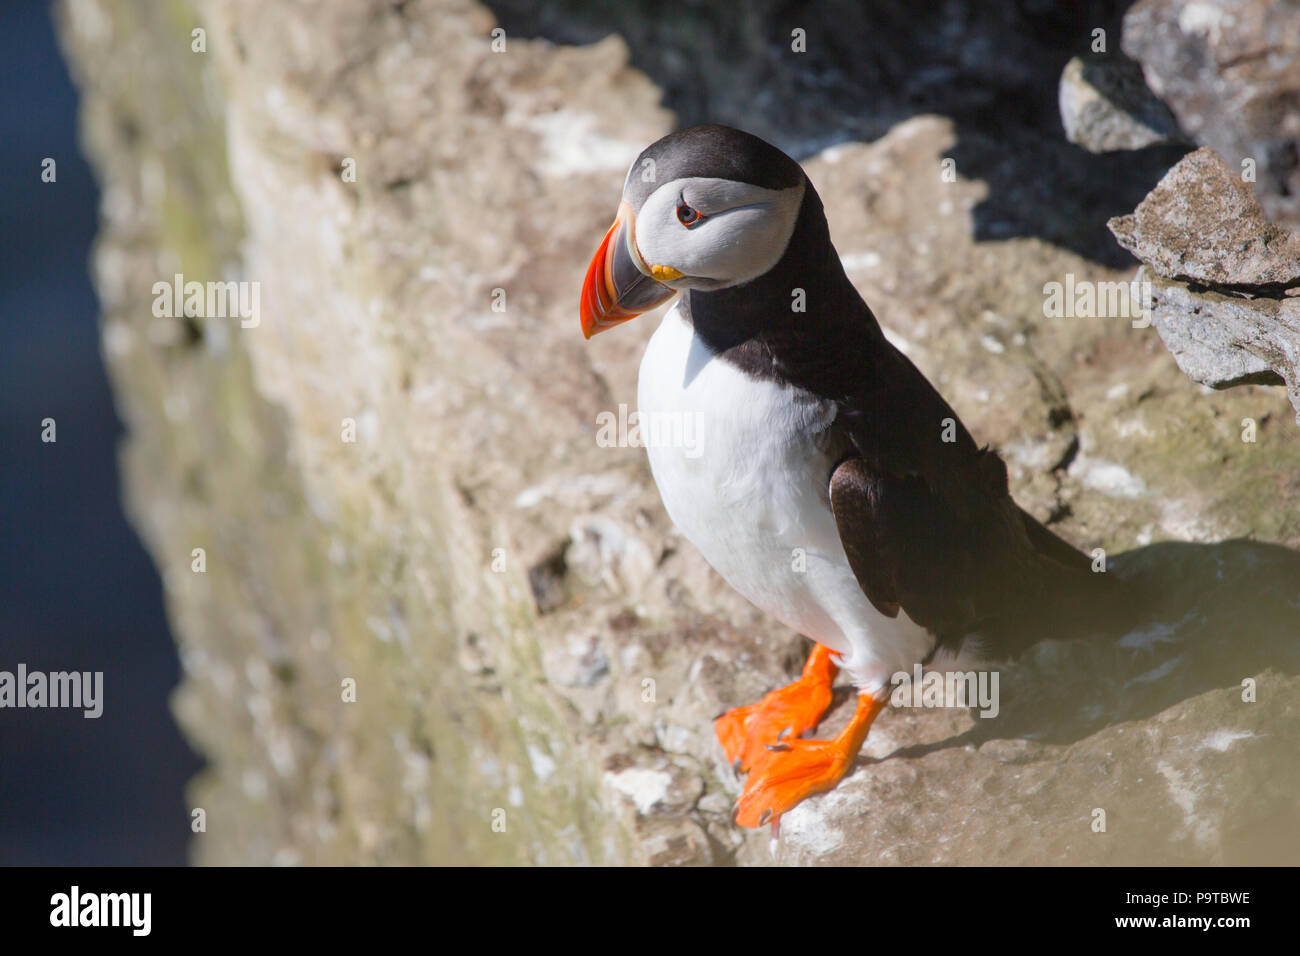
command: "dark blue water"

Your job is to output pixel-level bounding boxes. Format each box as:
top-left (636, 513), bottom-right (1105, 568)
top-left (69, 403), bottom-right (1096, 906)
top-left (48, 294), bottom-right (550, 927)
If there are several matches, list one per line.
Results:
top-left (0, 1), bottom-right (201, 865)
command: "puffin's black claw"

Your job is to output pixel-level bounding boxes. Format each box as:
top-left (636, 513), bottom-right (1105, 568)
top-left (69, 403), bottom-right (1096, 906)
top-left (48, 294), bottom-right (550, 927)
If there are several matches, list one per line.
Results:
top-left (776, 726), bottom-right (793, 741)
top-left (758, 809), bottom-right (773, 827)
top-left (765, 741), bottom-right (791, 752)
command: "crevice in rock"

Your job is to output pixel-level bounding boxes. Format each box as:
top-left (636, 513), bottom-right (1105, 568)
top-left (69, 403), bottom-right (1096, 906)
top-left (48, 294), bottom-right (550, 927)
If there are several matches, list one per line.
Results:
top-left (528, 544), bottom-right (570, 615)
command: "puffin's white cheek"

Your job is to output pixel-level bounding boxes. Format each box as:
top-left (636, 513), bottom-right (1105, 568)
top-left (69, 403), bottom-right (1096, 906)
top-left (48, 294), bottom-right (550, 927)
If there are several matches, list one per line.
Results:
top-left (642, 208), bottom-right (784, 284)
top-left (688, 211), bottom-right (789, 282)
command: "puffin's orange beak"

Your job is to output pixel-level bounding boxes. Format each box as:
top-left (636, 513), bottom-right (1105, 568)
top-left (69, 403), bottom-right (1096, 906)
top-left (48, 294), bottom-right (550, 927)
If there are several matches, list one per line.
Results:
top-left (580, 202), bottom-right (677, 339)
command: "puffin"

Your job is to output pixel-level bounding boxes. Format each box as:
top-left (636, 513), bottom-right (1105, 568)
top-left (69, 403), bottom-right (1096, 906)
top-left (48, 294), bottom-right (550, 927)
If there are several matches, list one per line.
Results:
top-left (579, 125), bottom-right (1116, 832)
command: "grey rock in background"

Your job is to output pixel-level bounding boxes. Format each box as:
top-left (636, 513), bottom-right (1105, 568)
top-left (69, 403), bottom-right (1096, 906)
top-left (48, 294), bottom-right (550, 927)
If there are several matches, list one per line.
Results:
top-left (1123, 0), bottom-right (1300, 231)
top-left (1059, 55), bottom-right (1185, 152)
top-left (1110, 148), bottom-right (1300, 421)
top-left (1140, 267), bottom-right (1296, 394)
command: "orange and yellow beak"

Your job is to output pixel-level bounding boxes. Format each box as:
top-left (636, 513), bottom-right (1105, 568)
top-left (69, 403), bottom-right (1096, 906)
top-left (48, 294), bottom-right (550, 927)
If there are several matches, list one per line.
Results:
top-left (580, 202), bottom-right (678, 339)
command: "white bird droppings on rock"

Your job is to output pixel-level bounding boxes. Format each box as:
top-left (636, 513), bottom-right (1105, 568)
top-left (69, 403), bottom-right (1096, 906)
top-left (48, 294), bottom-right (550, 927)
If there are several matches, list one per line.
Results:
top-left (527, 110), bottom-right (642, 177)
top-left (1069, 454), bottom-right (1147, 499)
top-left (527, 745), bottom-right (557, 784)
top-left (1203, 729), bottom-right (1254, 753)
top-left (605, 767), bottom-right (673, 816)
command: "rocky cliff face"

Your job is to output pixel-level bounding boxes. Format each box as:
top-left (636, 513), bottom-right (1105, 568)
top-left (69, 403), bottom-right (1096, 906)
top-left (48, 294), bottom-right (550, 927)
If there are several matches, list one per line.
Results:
top-left (59, 0), bottom-right (1300, 865)
top-left (1106, 0), bottom-right (1300, 426)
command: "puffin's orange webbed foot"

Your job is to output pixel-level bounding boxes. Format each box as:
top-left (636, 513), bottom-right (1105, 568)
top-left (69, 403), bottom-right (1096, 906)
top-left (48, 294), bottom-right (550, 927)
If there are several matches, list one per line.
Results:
top-left (714, 644), bottom-right (838, 773)
top-left (733, 691), bottom-right (885, 831)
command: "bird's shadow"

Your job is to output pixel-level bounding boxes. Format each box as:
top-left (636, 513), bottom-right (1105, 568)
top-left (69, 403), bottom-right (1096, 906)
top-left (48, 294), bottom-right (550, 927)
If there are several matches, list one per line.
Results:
top-left (877, 538), bottom-right (1300, 759)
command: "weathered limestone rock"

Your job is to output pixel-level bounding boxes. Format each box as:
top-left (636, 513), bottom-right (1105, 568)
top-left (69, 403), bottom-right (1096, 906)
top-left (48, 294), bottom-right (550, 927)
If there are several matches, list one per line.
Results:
top-left (1110, 148), bottom-right (1300, 287)
top-left (58, 0), bottom-right (1300, 866)
top-left (1109, 149), bottom-right (1300, 421)
top-left (1123, 0), bottom-right (1300, 230)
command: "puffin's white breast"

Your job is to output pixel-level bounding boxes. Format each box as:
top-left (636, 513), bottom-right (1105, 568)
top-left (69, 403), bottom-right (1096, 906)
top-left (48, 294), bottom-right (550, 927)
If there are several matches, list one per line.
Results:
top-left (636, 305), bottom-right (934, 692)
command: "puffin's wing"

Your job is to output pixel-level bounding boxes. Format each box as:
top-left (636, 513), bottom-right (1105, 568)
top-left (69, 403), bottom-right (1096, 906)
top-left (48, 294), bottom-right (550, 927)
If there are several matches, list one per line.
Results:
top-left (825, 340), bottom-right (1097, 642)
top-left (829, 457), bottom-right (988, 633)
top-left (829, 451), bottom-right (1100, 645)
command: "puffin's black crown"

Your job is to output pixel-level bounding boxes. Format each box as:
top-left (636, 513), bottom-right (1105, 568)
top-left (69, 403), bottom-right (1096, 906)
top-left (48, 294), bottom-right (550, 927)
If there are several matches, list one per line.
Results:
top-left (625, 125), bottom-right (805, 209)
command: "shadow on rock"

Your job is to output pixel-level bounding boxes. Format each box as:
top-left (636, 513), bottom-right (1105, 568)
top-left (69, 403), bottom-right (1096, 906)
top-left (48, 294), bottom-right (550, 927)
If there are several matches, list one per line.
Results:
top-left (487, 0), bottom-right (1188, 266)
top-left (899, 538), bottom-right (1300, 758)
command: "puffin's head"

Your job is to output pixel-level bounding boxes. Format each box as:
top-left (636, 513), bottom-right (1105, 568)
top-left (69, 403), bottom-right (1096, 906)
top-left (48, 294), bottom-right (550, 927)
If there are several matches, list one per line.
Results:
top-left (580, 125), bottom-right (807, 338)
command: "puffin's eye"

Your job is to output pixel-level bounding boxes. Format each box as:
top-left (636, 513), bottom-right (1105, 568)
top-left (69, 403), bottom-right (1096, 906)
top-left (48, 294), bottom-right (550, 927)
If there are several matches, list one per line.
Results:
top-left (676, 199), bottom-right (704, 227)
